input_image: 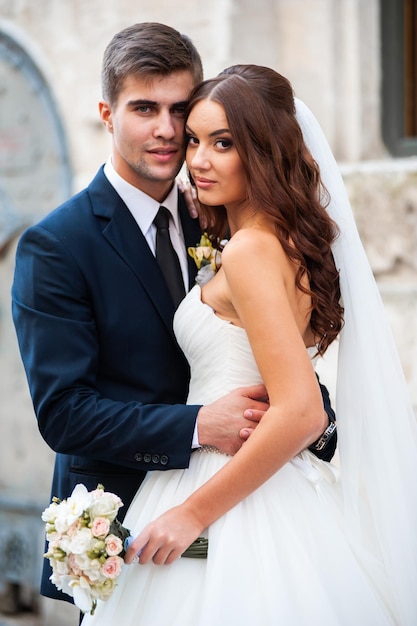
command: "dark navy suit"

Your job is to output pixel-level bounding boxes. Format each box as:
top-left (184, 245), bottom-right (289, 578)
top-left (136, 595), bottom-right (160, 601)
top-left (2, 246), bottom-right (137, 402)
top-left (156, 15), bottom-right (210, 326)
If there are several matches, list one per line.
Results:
top-left (12, 167), bottom-right (202, 600)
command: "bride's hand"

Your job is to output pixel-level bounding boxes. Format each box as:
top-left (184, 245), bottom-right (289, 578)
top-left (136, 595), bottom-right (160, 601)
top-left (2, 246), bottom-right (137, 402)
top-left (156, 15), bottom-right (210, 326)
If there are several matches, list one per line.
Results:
top-left (124, 505), bottom-right (203, 566)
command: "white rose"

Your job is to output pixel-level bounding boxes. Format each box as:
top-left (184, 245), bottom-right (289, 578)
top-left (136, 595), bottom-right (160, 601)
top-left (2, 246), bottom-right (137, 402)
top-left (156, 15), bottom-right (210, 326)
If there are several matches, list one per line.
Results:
top-left (88, 492), bottom-right (122, 521)
top-left (72, 552), bottom-right (91, 572)
top-left (82, 557), bottom-right (102, 582)
top-left (68, 527), bottom-right (93, 555)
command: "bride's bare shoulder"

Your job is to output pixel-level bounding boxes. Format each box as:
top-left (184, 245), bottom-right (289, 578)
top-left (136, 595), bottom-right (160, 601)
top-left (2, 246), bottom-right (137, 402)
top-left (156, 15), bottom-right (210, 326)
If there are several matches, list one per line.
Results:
top-left (222, 227), bottom-right (285, 265)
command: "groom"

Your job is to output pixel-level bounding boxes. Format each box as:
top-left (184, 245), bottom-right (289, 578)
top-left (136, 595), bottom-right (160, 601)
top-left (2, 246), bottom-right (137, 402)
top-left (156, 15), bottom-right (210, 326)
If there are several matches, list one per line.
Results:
top-left (11, 22), bottom-right (336, 606)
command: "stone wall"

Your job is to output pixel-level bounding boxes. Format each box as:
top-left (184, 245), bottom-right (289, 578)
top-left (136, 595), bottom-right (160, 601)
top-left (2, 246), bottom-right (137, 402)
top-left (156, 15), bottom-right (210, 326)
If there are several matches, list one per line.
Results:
top-left (344, 161), bottom-right (417, 409)
top-left (0, 0), bottom-right (416, 623)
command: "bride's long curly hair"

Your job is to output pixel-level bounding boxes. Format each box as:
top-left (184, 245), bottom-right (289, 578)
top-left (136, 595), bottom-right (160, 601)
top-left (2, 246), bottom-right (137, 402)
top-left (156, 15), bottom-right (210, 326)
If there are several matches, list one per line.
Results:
top-left (185, 64), bottom-right (343, 354)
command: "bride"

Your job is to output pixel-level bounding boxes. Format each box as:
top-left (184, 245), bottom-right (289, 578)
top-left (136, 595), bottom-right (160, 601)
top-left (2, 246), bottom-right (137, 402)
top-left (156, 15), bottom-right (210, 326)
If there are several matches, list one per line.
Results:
top-left (82, 65), bottom-right (417, 625)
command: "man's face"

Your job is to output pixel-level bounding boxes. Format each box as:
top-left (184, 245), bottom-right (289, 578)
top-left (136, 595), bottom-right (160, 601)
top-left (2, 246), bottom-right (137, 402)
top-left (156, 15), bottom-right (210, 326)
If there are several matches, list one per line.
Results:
top-left (100, 70), bottom-right (195, 202)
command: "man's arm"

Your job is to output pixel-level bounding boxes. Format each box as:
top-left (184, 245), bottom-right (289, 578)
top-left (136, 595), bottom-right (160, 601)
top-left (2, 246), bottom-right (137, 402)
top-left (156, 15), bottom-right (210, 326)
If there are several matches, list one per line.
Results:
top-left (12, 225), bottom-right (268, 468)
top-left (308, 377), bottom-right (337, 461)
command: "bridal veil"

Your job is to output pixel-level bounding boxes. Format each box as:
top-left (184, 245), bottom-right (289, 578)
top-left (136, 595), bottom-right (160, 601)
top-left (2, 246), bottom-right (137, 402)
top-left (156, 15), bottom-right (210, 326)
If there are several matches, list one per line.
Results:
top-left (295, 99), bottom-right (417, 624)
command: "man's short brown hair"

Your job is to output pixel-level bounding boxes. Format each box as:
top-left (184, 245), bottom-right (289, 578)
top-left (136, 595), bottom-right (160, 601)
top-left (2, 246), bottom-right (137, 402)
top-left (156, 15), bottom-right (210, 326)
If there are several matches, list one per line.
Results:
top-left (102, 22), bottom-right (203, 105)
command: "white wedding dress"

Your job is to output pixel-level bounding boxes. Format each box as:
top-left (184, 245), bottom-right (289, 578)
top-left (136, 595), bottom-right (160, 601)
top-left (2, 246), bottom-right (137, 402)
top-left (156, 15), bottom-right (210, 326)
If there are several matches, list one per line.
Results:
top-left (82, 284), bottom-right (396, 626)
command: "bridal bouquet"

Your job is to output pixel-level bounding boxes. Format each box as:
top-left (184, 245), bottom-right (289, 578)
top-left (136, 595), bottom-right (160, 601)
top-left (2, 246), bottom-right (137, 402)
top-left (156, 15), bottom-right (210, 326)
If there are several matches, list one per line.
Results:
top-left (42, 484), bottom-right (209, 614)
top-left (42, 483), bottom-right (130, 615)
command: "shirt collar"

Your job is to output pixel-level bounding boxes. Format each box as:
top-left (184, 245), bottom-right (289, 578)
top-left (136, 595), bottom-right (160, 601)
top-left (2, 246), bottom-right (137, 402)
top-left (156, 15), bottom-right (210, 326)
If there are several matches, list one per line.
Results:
top-left (103, 158), bottom-right (180, 236)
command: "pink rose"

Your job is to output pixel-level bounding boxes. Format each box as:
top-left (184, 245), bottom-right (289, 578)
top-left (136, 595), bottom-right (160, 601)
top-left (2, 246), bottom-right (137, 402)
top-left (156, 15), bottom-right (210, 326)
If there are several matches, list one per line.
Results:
top-left (91, 517), bottom-right (110, 538)
top-left (101, 556), bottom-right (123, 579)
top-left (67, 518), bottom-right (82, 537)
top-left (68, 553), bottom-right (83, 577)
top-left (105, 534), bottom-right (123, 556)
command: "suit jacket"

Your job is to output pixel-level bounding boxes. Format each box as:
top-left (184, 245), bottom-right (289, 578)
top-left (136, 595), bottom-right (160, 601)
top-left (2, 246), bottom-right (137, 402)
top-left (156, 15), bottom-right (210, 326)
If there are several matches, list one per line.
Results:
top-left (12, 166), bottom-right (202, 600)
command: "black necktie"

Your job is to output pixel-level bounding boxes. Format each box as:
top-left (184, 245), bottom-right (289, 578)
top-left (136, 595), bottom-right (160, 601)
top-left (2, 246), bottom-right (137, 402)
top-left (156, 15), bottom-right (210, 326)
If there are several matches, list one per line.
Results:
top-left (153, 206), bottom-right (185, 308)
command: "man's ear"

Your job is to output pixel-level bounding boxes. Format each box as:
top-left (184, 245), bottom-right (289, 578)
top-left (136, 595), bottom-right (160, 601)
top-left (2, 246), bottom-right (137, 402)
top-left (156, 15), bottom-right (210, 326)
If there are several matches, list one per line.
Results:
top-left (99, 100), bottom-right (113, 133)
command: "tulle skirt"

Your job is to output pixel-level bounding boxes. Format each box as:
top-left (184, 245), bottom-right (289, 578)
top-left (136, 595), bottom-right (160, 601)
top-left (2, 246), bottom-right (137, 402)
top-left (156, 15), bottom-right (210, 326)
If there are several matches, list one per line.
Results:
top-left (81, 447), bottom-right (395, 626)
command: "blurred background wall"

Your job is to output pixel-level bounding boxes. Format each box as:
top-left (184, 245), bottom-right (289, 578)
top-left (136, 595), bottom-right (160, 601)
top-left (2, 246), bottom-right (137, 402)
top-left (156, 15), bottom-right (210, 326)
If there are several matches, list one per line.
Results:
top-left (0, 0), bottom-right (416, 623)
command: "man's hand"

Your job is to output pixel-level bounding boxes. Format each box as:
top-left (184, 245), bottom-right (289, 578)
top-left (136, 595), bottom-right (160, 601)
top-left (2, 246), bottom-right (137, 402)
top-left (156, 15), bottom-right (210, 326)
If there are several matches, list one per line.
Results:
top-left (178, 178), bottom-right (205, 223)
top-left (197, 384), bottom-right (269, 455)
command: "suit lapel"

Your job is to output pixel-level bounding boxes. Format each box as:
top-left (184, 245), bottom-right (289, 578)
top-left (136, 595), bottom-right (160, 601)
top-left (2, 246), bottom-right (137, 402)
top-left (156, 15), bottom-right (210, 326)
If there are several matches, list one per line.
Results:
top-left (88, 169), bottom-right (176, 334)
top-left (87, 170), bottom-right (203, 334)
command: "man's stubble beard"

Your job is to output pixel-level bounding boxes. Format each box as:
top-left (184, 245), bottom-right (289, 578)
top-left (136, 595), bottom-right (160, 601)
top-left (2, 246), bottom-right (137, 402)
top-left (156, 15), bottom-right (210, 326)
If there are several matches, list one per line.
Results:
top-left (132, 152), bottom-right (185, 184)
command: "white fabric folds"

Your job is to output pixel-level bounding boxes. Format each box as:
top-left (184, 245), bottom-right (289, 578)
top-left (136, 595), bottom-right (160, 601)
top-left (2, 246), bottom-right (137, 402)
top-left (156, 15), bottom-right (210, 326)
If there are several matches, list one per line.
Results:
top-left (295, 98), bottom-right (417, 625)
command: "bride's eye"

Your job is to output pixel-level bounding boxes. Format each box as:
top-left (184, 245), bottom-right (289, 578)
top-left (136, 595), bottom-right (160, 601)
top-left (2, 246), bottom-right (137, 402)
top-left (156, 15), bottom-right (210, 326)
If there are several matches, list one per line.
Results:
top-left (186, 134), bottom-right (199, 146)
top-left (215, 138), bottom-right (232, 150)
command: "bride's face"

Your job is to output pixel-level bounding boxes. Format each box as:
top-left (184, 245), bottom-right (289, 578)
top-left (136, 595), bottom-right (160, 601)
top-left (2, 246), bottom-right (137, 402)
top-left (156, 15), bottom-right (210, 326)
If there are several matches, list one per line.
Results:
top-left (185, 99), bottom-right (248, 211)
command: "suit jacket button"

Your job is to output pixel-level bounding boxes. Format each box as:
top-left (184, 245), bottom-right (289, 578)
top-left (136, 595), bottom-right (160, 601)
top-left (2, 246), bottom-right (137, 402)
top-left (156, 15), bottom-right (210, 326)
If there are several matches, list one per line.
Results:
top-left (143, 453), bottom-right (152, 463)
top-left (152, 454), bottom-right (160, 464)
top-left (160, 455), bottom-right (169, 465)
top-left (134, 453), bottom-right (143, 462)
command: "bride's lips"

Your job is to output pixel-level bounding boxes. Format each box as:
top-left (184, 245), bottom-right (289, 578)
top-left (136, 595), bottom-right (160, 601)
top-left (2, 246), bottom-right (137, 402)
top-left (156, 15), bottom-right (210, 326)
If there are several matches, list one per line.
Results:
top-left (194, 176), bottom-right (216, 190)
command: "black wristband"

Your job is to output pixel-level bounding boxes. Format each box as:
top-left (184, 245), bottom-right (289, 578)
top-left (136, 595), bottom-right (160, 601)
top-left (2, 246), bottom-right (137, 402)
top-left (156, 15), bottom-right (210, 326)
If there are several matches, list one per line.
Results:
top-left (308, 377), bottom-right (337, 462)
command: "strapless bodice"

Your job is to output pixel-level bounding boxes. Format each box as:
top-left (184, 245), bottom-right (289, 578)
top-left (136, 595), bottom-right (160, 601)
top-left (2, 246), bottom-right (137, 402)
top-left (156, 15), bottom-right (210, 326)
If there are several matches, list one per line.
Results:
top-left (174, 285), bottom-right (263, 405)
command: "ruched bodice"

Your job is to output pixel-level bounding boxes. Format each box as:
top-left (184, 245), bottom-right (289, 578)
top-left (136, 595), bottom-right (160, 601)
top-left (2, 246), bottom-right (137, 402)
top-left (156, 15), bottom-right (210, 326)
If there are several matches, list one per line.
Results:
top-left (174, 285), bottom-right (263, 405)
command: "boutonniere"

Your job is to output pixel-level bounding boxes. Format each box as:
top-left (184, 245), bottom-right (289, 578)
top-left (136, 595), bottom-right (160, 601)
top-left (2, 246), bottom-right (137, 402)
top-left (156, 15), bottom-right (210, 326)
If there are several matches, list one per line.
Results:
top-left (188, 233), bottom-right (224, 286)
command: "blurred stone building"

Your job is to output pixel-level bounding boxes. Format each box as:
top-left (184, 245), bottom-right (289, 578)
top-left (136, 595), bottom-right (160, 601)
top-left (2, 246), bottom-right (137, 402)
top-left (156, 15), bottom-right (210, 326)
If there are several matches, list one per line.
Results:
top-left (0, 1), bottom-right (416, 624)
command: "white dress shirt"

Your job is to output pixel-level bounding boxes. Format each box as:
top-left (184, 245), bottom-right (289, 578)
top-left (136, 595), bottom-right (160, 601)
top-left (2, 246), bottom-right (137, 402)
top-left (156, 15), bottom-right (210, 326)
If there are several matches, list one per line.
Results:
top-left (103, 158), bottom-right (189, 291)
